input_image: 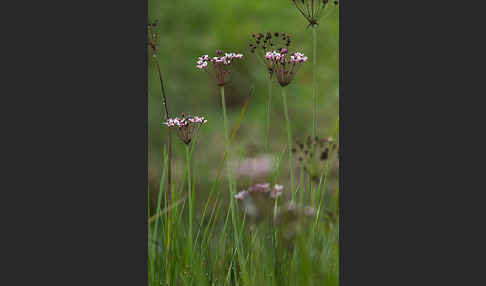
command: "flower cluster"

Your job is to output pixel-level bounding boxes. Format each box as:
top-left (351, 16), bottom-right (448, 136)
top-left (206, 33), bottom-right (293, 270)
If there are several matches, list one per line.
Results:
top-left (263, 48), bottom-right (308, 87)
top-left (249, 32), bottom-right (293, 77)
top-left (234, 183), bottom-right (284, 223)
top-left (265, 50), bottom-right (308, 63)
top-left (234, 183), bottom-right (283, 201)
top-left (163, 114), bottom-right (207, 145)
top-left (196, 50), bottom-right (243, 86)
top-left (291, 0), bottom-right (339, 27)
top-left (292, 135), bottom-right (337, 182)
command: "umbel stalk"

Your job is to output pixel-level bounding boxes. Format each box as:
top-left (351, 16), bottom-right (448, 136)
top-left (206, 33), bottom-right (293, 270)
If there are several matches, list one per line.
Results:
top-left (282, 87), bottom-right (296, 202)
top-left (220, 86), bottom-right (239, 245)
top-left (312, 26), bottom-right (318, 139)
top-left (265, 76), bottom-right (273, 152)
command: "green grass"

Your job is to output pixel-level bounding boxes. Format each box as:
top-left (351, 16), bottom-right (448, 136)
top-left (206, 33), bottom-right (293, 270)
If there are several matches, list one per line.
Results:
top-left (149, 139), bottom-right (339, 285)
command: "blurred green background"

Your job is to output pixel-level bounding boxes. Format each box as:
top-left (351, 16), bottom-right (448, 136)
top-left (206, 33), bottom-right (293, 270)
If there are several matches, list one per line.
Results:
top-left (148, 0), bottom-right (339, 212)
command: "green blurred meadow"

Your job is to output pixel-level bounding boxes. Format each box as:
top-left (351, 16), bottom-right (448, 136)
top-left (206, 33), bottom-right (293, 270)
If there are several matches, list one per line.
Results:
top-left (148, 0), bottom-right (339, 284)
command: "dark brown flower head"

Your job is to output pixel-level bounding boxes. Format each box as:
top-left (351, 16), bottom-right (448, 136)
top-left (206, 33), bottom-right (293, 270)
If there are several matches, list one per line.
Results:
top-left (248, 32), bottom-right (294, 78)
top-left (163, 114), bottom-right (207, 145)
top-left (293, 135), bottom-right (336, 182)
top-left (291, 0), bottom-right (339, 27)
top-left (196, 50), bottom-right (243, 86)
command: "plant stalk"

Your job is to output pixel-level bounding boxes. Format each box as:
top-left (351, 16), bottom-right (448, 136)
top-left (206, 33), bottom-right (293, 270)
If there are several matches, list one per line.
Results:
top-left (220, 86), bottom-right (239, 248)
top-left (186, 145), bottom-right (193, 255)
top-left (282, 87), bottom-right (295, 202)
top-left (153, 57), bottom-right (172, 199)
top-left (312, 26), bottom-right (318, 139)
top-left (265, 77), bottom-right (273, 152)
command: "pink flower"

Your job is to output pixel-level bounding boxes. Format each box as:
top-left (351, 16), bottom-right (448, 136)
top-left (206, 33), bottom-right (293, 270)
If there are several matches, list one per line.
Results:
top-left (234, 190), bottom-right (249, 200)
top-left (163, 114), bottom-right (207, 145)
top-left (264, 49), bottom-right (308, 87)
top-left (270, 184), bottom-right (283, 199)
top-left (196, 50), bottom-right (244, 86)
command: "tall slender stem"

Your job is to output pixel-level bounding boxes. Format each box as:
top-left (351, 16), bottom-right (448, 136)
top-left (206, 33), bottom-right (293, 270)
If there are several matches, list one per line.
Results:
top-left (312, 26), bottom-right (318, 139)
top-left (153, 57), bottom-right (172, 199)
top-left (185, 145), bottom-right (193, 254)
top-left (282, 87), bottom-right (295, 202)
top-left (220, 86), bottom-right (239, 245)
top-left (265, 77), bottom-right (273, 152)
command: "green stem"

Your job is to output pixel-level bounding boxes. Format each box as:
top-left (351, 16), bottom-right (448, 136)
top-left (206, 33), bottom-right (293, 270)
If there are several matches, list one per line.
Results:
top-left (282, 87), bottom-right (295, 202)
top-left (312, 26), bottom-right (318, 139)
top-left (220, 86), bottom-right (239, 252)
top-left (186, 145), bottom-right (193, 255)
top-left (265, 77), bottom-right (273, 152)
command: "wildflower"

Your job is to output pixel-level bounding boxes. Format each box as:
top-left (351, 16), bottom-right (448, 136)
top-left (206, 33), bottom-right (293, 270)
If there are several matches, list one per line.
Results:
top-left (233, 154), bottom-right (274, 179)
top-left (249, 32), bottom-right (293, 77)
top-left (196, 50), bottom-right (243, 86)
top-left (271, 184), bottom-right (284, 199)
top-left (292, 135), bottom-right (337, 182)
top-left (234, 190), bottom-right (249, 200)
top-left (291, 0), bottom-right (339, 27)
top-left (264, 48), bottom-right (308, 87)
top-left (234, 183), bottom-right (284, 205)
top-left (163, 114), bottom-right (207, 145)
top-left (235, 183), bottom-right (285, 223)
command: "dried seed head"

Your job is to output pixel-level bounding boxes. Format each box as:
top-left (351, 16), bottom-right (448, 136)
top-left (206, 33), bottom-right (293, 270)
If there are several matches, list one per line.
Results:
top-left (292, 0), bottom-right (338, 27)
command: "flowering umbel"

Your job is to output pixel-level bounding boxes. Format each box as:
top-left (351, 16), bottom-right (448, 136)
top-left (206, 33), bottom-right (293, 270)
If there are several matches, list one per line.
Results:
top-left (264, 48), bottom-right (308, 87)
top-left (234, 183), bottom-right (283, 201)
top-left (196, 50), bottom-right (243, 86)
top-left (249, 32), bottom-right (293, 78)
top-left (163, 114), bottom-right (207, 145)
top-left (234, 183), bottom-right (284, 223)
top-left (291, 0), bottom-right (339, 27)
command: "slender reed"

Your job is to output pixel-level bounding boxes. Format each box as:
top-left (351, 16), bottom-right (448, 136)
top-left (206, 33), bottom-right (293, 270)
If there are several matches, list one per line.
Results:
top-left (282, 87), bottom-right (296, 202)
